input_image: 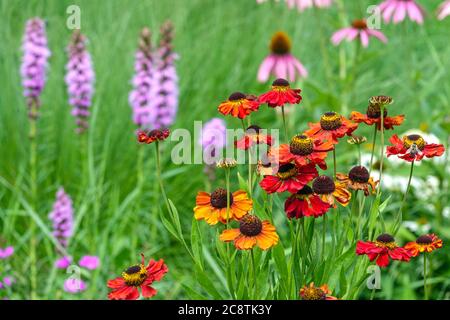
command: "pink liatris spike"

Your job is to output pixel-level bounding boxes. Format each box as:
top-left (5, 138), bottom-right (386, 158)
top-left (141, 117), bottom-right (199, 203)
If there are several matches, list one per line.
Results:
top-left (65, 31), bottom-right (95, 134)
top-left (129, 27), bottom-right (154, 128)
top-left (150, 21), bottom-right (179, 130)
top-left (48, 188), bottom-right (74, 269)
top-left (20, 18), bottom-right (51, 119)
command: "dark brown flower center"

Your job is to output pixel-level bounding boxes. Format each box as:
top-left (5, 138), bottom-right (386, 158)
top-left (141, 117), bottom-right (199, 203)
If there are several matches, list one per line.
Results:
top-left (348, 166), bottom-right (370, 183)
top-left (312, 176), bottom-right (335, 194)
top-left (246, 125), bottom-right (261, 134)
top-left (122, 264), bottom-right (147, 286)
top-left (403, 134), bottom-right (425, 151)
top-left (301, 287), bottom-right (326, 300)
top-left (270, 32), bottom-right (291, 55)
top-left (276, 163), bottom-right (298, 180)
top-left (320, 112), bottom-right (342, 131)
top-left (296, 185), bottom-right (313, 196)
top-left (125, 265), bottom-right (141, 275)
top-left (289, 135), bottom-right (314, 156)
top-left (416, 235), bottom-right (433, 244)
top-left (352, 19), bottom-right (368, 29)
top-left (239, 215), bottom-right (263, 237)
top-left (366, 103), bottom-right (388, 119)
top-left (272, 78), bottom-right (290, 87)
top-left (376, 233), bottom-right (395, 244)
top-left (228, 92), bottom-right (246, 101)
top-left (210, 188), bottom-right (233, 208)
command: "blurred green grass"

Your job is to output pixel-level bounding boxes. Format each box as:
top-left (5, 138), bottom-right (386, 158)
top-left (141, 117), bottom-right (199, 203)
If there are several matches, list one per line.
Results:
top-left (0, 0), bottom-right (449, 299)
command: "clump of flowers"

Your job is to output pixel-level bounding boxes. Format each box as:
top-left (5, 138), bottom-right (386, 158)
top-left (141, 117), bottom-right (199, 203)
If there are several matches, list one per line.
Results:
top-left (65, 30), bottom-right (95, 134)
top-left (21, 18), bottom-right (51, 120)
top-left (107, 254), bottom-right (168, 300)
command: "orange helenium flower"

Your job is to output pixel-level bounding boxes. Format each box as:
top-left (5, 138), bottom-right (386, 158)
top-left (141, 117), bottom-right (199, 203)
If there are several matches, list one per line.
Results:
top-left (312, 175), bottom-right (351, 207)
top-left (306, 112), bottom-right (358, 144)
top-left (404, 234), bottom-right (443, 257)
top-left (300, 283), bottom-right (337, 300)
top-left (350, 102), bottom-right (404, 130)
top-left (336, 166), bottom-right (378, 196)
top-left (270, 133), bottom-right (334, 170)
top-left (194, 189), bottom-right (252, 225)
top-left (218, 92), bottom-right (260, 119)
top-left (219, 215), bottom-right (279, 250)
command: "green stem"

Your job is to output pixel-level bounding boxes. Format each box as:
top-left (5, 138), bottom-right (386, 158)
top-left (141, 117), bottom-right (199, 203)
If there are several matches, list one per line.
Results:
top-left (357, 144), bottom-right (361, 166)
top-left (377, 105), bottom-right (385, 196)
top-left (251, 249), bottom-right (257, 299)
top-left (424, 253), bottom-right (428, 300)
top-left (281, 105), bottom-right (289, 141)
top-left (322, 215), bottom-right (327, 260)
top-left (29, 115), bottom-right (38, 300)
top-left (392, 161), bottom-right (415, 234)
top-left (368, 125), bottom-right (377, 175)
top-left (333, 148), bottom-right (337, 178)
top-left (248, 148), bottom-right (252, 197)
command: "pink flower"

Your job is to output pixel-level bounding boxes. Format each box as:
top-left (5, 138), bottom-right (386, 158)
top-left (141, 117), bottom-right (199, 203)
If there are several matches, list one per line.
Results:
top-left (55, 256), bottom-right (72, 269)
top-left (258, 31), bottom-right (308, 83)
top-left (0, 246), bottom-right (14, 260)
top-left (286, 0), bottom-right (333, 11)
top-left (64, 278), bottom-right (87, 293)
top-left (78, 255), bottom-right (100, 270)
top-left (379, 0), bottom-right (425, 24)
top-left (331, 19), bottom-right (388, 48)
top-left (438, 1), bottom-right (450, 20)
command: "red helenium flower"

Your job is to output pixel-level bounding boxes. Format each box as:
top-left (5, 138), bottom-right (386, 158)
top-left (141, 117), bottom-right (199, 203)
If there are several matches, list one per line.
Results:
top-left (258, 78), bottom-right (302, 107)
top-left (107, 254), bottom-right (168, 300)
top-left (386, 134), bottom-right (445, 162)
top-left (356, 234), bottom-right (411, 268)
top-left (284, 185), bottom-right (331, 219)
top-left (259, 163), bottom-right (318, 194)
top-left (137, 128), bottom-right (170, 144)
